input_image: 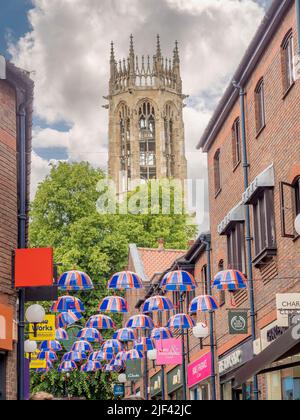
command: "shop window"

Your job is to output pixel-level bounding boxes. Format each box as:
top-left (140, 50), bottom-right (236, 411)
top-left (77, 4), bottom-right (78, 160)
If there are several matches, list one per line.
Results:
top-left (214, 149), bottom-right (221, 196)
top-left (280, 177), bottom-right (300, 238)
top-left (281, 30), bottom-right (295, 94)
top-left (227, 223), bottom-right (246, 274)
top-left (255, 78), bottom-right (266, 134)
top-left (232, 118), bottom-right (241, 168)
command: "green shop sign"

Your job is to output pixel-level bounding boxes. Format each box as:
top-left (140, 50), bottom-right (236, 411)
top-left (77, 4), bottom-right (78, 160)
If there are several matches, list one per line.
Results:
top-left (150, 372), bottom-right (162, 397)
top-left (228, 311), bottom-right (248, 335)
top-left (126, 360), bottom-right (142, 381)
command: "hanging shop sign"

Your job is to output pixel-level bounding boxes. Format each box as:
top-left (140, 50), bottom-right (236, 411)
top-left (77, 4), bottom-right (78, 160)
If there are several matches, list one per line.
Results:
top-left (150, 372), bottom-right (162, 397)
top-left (167, 366), bottom-right (183, 395)
top-left (276, 294), bottom-right (300, 327)
top-left (0, 303), bottom-right (13, 351)
top-left (188, 352), bottom-right (212, 388)
top-left (27, 350), bottom-right (47, 370)
top-left (218, 341), bottom-right (253, 376)
top-left (126, 360), bottom-right (142, 381)
top-left (29, 314), bottom-right (56, 341)
top-left (228, 311), bottom-right (248, 335)
top-left (114, 384), bottom-right (125, 397)
top-left (14, 248), bottom-right (54, 288)
top-left (156, 338), bottom-right (182, 366)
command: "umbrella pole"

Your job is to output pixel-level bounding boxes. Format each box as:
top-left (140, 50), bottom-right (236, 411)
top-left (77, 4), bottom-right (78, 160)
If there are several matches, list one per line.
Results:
top-left (161, 364), bottom-right (166, 400)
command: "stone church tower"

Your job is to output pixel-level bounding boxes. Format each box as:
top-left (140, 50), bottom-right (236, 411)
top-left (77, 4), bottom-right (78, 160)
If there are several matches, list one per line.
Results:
top-left (106, 35), bottom-right (188, 194)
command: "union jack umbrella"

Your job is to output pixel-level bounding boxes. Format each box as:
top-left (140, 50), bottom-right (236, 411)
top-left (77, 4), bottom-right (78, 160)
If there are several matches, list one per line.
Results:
top-left (71, 340), bottom-right (93, 353)
top-left (102, 339), bottom-right (123, 354)
top-left (115, 351), bottom-right (128, 363)
top-left (62, 351), bottom-right (87, 363)
top-left (189, 295), bottom-right (219, 313)
top-left (56, 311), bottom-right (83, 329)
top-left (142, 295), bottom-right (174, 313)
top-left (58, 361), bottom-right (77, 373)
top-left (37, 350), bottom-right (58, 361)
top-left (167, 313), bottom-right (196, 330)
top-left (212, 270), bottom-right (247, 291)
top-left (88, 350), bottom-right (114, 362)
top-left (98, 296), bottom-right (129, 314)
top-left (33, 360), bottom-right (53, 373)
top-left (86, 315), bottom-right (115, 330)
top-left (77, 328), bottom-right (103, 343)
top-left (151, 327), bottom-right (173, 341)
top-left (58, 270), bottom-right (94, 291)
top-left (125, 349), bottom-right (144, 361)
top-left (51, 296), bottom-right (85, 313)
top-left (103, 362), bottom-right (123, 373)
top-left (113, 328), bottom-right (136, 342)
top-left (107, 271), bottom-right (143, 290)
top-left (55, 328), bottom-right (69, 341)
top-left (133, 337), bottom-right (155, 352)
top-left (125, 315), bottom-right (154, 330)
top-left (39, 340), bottom-right (62, 352)
top-left (81, 361), bottom-right (102, 373)
top-left (160, 271), bottom-right (196, 292)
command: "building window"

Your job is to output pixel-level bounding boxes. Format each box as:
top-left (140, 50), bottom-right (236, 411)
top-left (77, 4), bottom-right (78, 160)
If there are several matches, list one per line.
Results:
top-left (164, 103), bottom-right (175, 178)
top-left (280, 177), bottom-right (300, 238)
top-left (139, 101), bottom-right (156, 181)
top-left (281, 30), bottom-right (294, 93)
top-left (201, 265), bottom-right (209, 295)
top-left (232, 118), bottom-right (241, 168)
top-left (227, 223), bottom-right (246, 274)
top-left (255, 79), bottom-right (266, 134)
top-left (214, 149), bottom-right (221, 196)
top-left (252, 189), bottom-right (277, 267)
top-left (218, 260), bottom-right (226, 307)
top-left (119, 104), bottom-right (131, 188)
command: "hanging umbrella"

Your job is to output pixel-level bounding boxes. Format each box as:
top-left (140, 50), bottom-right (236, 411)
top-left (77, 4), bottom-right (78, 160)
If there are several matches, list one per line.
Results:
top-left (102, 339), bottom-right (123, 354)
top-left (107, 271), bottom-right (143, 290)
top-left (151, 327), bottom-right (173, 341)
top-left (62, 351), bottom-right (87, 363)
top-left (77, 328), bottom-right (103, 343)
top-left (58, 361), bottom-right (77, 373)
top-left (71, 340), bottom-right (93, 353)
top-left (39, 340), bottom-right (62, 352)
top-left (212, 270), bottom-right (247, 291)
top-left (98, 296), bottom-right (129, 314)
top-left (142, 296), bottom-right (174, 313)
top-left (51, 296), bottom-right (85, 313)
top-left (37, 350), bottom-right (58, 362)
top-left (125, 315), bottom-right (154, 330)
top-left (133, 337), bottom-right (155, 352)
top-left (189, 295), bottom-right (219, 313)
top-left (56, 311), bottom-right (83, 329)
top-left (115, 351), bottom-right (128, 363)
top-left (88, 350), bottom-right (115, 362)
top-left (167, 313), bottom-right (196, 330)
top-left (86, 315), bottom-right (115, 330)
top-left (55, 328), bottom-right (69, 341)
top-left (58, 270), bottom-right (94, 291)
top-left (33, 360), bottom-right (53, 373)
top-left (113, 328), bottom-right (136, 342)
top-left (103, 362), bottom-right (123, 373)
top-left (81, 361), bottom-right (102, 373)
top-left (125, 349), bottom-right (144, 361)
top-left (160, 270), bottom-right (196, 292)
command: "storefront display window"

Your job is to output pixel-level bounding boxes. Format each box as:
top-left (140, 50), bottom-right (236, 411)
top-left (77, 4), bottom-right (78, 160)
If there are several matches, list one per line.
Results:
top-left (267, 372), bottom-right (282, 400)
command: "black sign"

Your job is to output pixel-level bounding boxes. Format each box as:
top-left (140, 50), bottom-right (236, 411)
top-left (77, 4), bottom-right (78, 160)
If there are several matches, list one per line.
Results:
top-left (25, 286), bottom-right (58, 302)
top-left (126, 360), bottom-right (142, 381)
top-left (229, 311), bottom-right (248, 335)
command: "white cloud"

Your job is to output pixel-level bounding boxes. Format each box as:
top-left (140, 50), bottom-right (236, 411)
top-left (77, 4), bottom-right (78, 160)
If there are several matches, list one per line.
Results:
top-left (9, 0), bottom-right (266, 215)
top-left (30, 151), bottom-right (52, 198)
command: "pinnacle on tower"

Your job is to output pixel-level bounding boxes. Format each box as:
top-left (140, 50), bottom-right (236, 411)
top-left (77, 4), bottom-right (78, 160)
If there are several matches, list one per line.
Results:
top-left (110, 41), bottom-right (115, 62)
top-left (173, 40), bottom-right (180, 63)
top-left (129, 34), bottom-right (135, 58)
top-left (156, 34), bottom-right (162, 58)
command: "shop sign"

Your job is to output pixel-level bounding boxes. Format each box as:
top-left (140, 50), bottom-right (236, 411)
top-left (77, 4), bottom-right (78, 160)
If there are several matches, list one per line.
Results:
top-left (276, 294), bottom-right (300, 327)
top-left (167, 366), bottom-right (183, 394)
top-left (228, 311), bottom-right (248, 335)
top-left (218, 341), bottom-right (253, 376)
top-left (0, 303), bottom-right (13, 351)
top-left (114, 384), bottom-right (125, 397)
top-left (29, 314), bottom-right (56, 341)
top-left (126, 360), bottom-right (142, 381)
top-left (260, 320), bottom-right (288, 351)
top-left (150, 372), bottom-right (162, 397)
top-left (156, 338), bottom-right (182, 366)
top-left (14, 248), bottom-right (53, 288)
top-left (27, 350), bottom-right (47, 370)
top-left (188, 352), bottom-right (211, 388)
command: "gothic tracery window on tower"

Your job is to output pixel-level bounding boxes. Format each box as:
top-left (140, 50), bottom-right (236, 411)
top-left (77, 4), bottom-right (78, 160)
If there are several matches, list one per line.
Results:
top-left (139, 101), bottom-right (156, 181)
top-left (119, 104), bottom-right (131, 189)
top-left (164, 103), bottom-right (176, 178)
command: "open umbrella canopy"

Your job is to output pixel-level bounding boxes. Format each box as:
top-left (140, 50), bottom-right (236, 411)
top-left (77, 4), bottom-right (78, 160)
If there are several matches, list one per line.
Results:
top-left (81, 361), bottom-right (102, 373)
top-left (142, 296), bottom-right (174, 313)
top-left (167, 313), bottom-right (196, 330)
top-left (98, 296), bottom-right (129, 314)
top-left (160, 270), bottom-right (196, 292)
top-left (113, 328), bottom-right (136, 342)
top-left (51, 296), bottom-right (85, 313)
top-left (56, 311), bottom-right (83, 329)
top-left (58, 361), bottom-right (77, 373)
top-left (55, 328), bottom-right (69, 341)
top-left (58, 270), bottom-right (94, 291)
top-left (86, 315), bottom-right (115, 330)
top-left (39, 340), bottom-right (62, 352)
top-left (37, 350), bottom-right (58, 361)
top-left (189, 295), bottom-right (219, 313)
top-left (134, 337), bottom-right (155, 352)
top-left (103, 361), bottom-right (123, 372)
top-left (151, 327), bottom-right (173, 341)
top-left (62, 351), bottom-right (87, 363)
top-left (77, 328), bottom-right (103, 343)
top-left (125, 315), bottom-right (154, 330)
top-left (71, 340), bottom-right (93, 353)
top-left (107, 271), bottom-right (143, 290)
top-left (102, 339), bottom-right (123, 354)
top-left (212, 270), bottom-right (247, 291)
top-left (125, 349), bottom-right (144, 361)
top-left (88, 350), bottom-right (115, 362)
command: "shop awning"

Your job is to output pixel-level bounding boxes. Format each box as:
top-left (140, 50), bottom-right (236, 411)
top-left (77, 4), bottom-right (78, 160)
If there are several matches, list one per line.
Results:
top-left (233, 323), bottom-right (300, 389)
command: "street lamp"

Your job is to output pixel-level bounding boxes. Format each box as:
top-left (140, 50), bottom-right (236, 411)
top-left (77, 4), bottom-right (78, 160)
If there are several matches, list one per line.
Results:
top-left (147, 349), bottom-right (166, 401)
top-left (193, 322), bottom-right (209, 339)
top-left (295, 214), bottom-right (300, 235)
top-left (25, 304), bottom-right (45, 337)
top-left (147, 349), bottom-right (157, 362)
top-left (24, 340), bottom-right (37, 355)
top-left (118, 374), bottom-right (127, 384)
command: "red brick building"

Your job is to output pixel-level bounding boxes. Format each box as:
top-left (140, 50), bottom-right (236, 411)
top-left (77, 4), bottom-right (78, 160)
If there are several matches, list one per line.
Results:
top-left (0, 56), bottom-right (33, 400)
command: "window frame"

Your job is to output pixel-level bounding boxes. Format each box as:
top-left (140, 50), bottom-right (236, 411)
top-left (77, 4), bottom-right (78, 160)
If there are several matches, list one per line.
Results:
top-left (281, 30), bottom-right (295, 95)
top-left (255, 78), bottom-right (266, 135)
top-left (226, 222), bottom-right (246, 275)
top-left (232, 118), bottom-right (241, 169)
top-left (214, 149), bottom-right (221, 197)
top-left (280, 178), bottom-right (300, 239)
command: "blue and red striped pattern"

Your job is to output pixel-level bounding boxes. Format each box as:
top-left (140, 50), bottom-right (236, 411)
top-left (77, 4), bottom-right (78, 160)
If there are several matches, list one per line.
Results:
top-left (71, 340), bottom-right (93, 353)
top-left (58, 361), bottom-right (77, 373)
top-left (58, 270), bottom-right (94, 291)
top-left (102, 339), bottom-right (123, 354)
top-left (39, 340), bottom-right (62, 352)
top-left (62, 351), bottom-right (87, 362)
top-left (133, 337), bottom-right (155, 352)
top-left (33, 360), bottom-right (53, 373)
top-left (160, 271), bottom-right (196, 292)
top-left (125, 349), bottom-right (144, 361)
top-left (37, 350), bottom-right (58, 361)
top-left (167, 313), bottom-right (196, 330)
top-left (142, 296), bottom-right (174, 313)
top-left (55, 328), bottom-right (69, 341)
top-left (77, 328), bottom-right (103, 343)
top-left (98, 296), bottom-right (129, 314)
top-left (88, 350), bottom-right (114, 362)
top-left (56, 311), bottom-right (83, 329)
top-left (113, 328), bottom-right (136, 342)
top-left (107, 271), bottom-right (143, 290)
top-left (86, 315), bottom-right (115, 330)
top-left (125, 315), bottom-right (154, 330)
top-left (51, 296), bottom-right (85, 313)
top-left (150, 327), bottom-right (173, 341)
top-left (189, 295), bottom-right (219, 313)
top-left (103, 362), bottom-right (123, 373)
top-left (212, 270), bottom-right (247, 291)
top-left (81, 361), bottom-right (102, 372)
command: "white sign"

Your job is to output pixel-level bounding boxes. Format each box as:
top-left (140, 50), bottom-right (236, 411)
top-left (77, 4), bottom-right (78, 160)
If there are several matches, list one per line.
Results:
top-left (253, 338), bottom-right (262, 356)
top-left (219, 350), bottom-right (242, 375)
top-left (276, 294), bottom-right (300, 327)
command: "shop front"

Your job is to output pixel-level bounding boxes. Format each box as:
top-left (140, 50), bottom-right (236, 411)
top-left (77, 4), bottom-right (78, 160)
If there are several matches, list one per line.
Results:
top-left (0, 303), bottom-right (14, 401)
top-left (188, 352), bottom-right (212, 400)
top-left (150, 371), bottom-right (162, 400)
top-left (218, 340), bottom-right (253, 400)
top-left (167, 366), bottom-right (183, 400)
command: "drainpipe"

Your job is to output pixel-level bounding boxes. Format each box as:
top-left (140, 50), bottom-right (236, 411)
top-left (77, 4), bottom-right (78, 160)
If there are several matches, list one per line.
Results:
top-left (200, 234), bottom-right (217, 401)
top-left (233, 83), bottom-right (258, 400)
top-left (296, 0), bottom-right (300, 54)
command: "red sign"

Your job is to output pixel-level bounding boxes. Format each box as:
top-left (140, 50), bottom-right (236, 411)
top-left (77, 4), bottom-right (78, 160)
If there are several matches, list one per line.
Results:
top-left (156, 339), bottom-right (182, 366)
top-left (15, 248), bottom-right (54, 288)
top-left (0, 303), bottom-right (13, 351)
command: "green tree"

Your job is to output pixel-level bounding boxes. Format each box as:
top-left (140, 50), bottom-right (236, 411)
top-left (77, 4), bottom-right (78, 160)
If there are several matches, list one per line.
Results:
top-left (30, 162), bottom-right (196, 399)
